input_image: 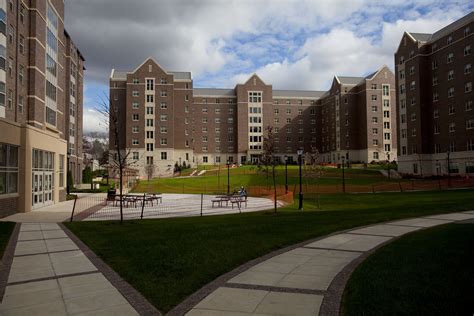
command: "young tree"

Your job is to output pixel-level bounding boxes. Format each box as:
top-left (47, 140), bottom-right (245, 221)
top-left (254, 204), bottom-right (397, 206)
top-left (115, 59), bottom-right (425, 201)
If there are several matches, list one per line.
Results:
top-left (262, 126), bottom-right (278, 213)
top-left (303, 146), bottom-right (322, 180)
top-left (97, 95), bottom-right (138, 223)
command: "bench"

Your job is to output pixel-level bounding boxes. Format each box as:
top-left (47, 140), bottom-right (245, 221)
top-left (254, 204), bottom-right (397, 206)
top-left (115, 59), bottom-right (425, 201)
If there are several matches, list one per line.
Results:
top-left (230, 195), bottom-right (247, 209)
top-left (212, 195), bottom-right (230, 208)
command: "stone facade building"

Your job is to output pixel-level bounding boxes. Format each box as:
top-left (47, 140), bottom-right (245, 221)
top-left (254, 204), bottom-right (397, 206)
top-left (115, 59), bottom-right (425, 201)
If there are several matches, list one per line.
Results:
top-left (395, 12), bottom-right (473, 176)
top-left (0, 0), bottom-right (84, 217)
top-left (110, 58), bottom-right (395, 178)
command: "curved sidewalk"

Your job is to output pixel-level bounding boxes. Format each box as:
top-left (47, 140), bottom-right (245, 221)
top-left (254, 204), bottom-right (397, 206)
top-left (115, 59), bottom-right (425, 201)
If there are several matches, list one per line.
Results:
top-left (183, 211), bottom-right (474, 316)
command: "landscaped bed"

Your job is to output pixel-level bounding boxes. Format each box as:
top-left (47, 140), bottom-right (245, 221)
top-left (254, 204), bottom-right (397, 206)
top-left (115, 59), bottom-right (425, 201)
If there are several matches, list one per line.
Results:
top-left (342, 222), bottom-right (474, 315)
top-left (0, 222), bottom-right (15, 258)
top-left (65, 189), bottom-right (474, 313)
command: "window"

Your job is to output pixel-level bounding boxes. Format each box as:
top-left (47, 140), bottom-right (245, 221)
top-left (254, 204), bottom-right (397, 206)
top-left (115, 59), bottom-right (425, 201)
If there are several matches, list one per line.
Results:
top-left (132, 101), bottom-right (139, 109)
top-left (412, 128), bottom-right (417, 137)
top-left (132, 126), bottom-right (139, 133)
top-left (371, 95), bottom-right (377, 101)
top-left (449, 123), bottom-right (456, 133)
top-left (160, 91), bottom-right (167, 97)
top-left (467, 119), bottom-right (474, 130)
top-left (466, 100), bottom-right (473, 111)
top-left (447, 36), bottom-right (452, 44)
top-left (468, 139), bottom-right (474, 151)
top-left (411, 113), bottom-right (416, 121)
top-left (146, 156), bottom-right (154, 165)
top-left (383, 100), bottom-right (390, 107)
top-left (0, 144), bottom-right (18, 194)
top-left (146, 131), bottom-right (154, 139)
top-left (384, 133), bottom-right (391, 140)
top-left (46, 106), bottom-right (56, 126)
top-left (373, 152), bottom-right (379, 160)
top-left (19, 35), bottom-right (25, 54)
top-left (400, 99), bottom-right (406, 109)
top-left (18, 64), bottom-right (24, 84)
top-left (448, 87), bottom-right (454, 98)
top-left (432, 60), bottom-right (438, 69)
top-left (274, 118), bottom-right (279, 124)
top-left (160, 114), bottom-right (168, 121)
top-left (372, 105), bottom-right (377, 112)
top-left (146, 119), bottom-right (153, 127)
top-left (59, 154), bottom-right (64, 187)
top-left (286, 108), bottom-right (291, 114)
top-left (433, 92), bottom-right (439, 102)
top-left (132, 79), bottom-right (139, 84)
top-left (465, 64), bottom-right (472, 74)
top-left (372, 128), bottom-right (378, 135)
top-left (449, 142), bottom-right (456, 153)
top-left (146, 95), bottom-right (154, 103)
top-left (146, 106), bottom-right (153, 115)
top-left (132, 91), bottom-right (139, 97)
top-left (146, 143), bottom-right (153, 151)
top-left (400, 84), bottom-right (405, 94)
top-left (132, 139), bottom-right (139, 145)
top-left (384, 122), bottom-right (390, 129)
top-left (185, 95), bottom-right (189, 101)
top-left (435, 144), bottom-right (441, 153)
top-left (248, 91), bottom-right (262, 103)
top-left (372, 117), bottom-right (378, 123)
top-left (384, 144), bottom-right (391, 152)
top-left (160, 138), bottom-right (167, 145)
top-left (465, 26), bottom-right (471, 37)
top-left (286, 118), bottom-right (291, 124)
top-left (465, 82), bottom-right (472, 93)
top-left (18, 96), bottom-right (24, 114)
top-left (7, 89), bottom-right (12, 109)
top-left (448, 70), bottom-right (454, 81)
top-left (202, 118), bottom-right (208, 123)
top-left (161, 152), bottom-right (167, 160)
top-left (448, 104), bottom-right (455, 115)
top-left (434, 109), bottom-right (439, 118)
top-left (410, 81), bottom-right (415, 90)
top-left (372, 139), bottom-right (378, 146)
top-left (399, 70), bottom-right (405, 79)
top-left (465, 45), bottom-right (471, 56)
top-left (409, 66), bottom-right (415, 75)
top-left (215, 118), bottom-right (221, 124)
top-left (132, 114), bottom-right (139, 121)
top-left (371, 84), bottom-right (377, 89)
top-left (384, 111), bottom-right (390, 118)
top-left (133, 152), bottom-right (139, 160)
top-left (401, 129), bottom-right (407, 138)
top-left (447, 52), bottom-right (454, 63)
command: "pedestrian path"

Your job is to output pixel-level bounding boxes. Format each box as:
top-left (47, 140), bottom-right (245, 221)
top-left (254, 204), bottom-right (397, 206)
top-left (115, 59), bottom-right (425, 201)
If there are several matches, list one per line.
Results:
top-left (186, 211), bottom-right (474, 315)
top-left (0, 223), bottom-right (139, 315)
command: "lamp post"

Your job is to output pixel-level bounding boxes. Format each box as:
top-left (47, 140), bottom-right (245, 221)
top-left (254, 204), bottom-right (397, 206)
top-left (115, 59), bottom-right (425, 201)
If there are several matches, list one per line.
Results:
top-left (284, 155), bottom-right (288, 194)
top-left (341, 156), bottom-right (346, 193)
top-left (217, 160), bottom-right (221, 194)
top-left (447, 151), bottom-right (451, 187)
top-left (386, 152), bottom-right (391, 180)
top-left (297, 149), bottom-right (303, 210)
top-left (227, 159), bottom-right (231, 195)
top-left (66, 149), bottom-right (71, 195)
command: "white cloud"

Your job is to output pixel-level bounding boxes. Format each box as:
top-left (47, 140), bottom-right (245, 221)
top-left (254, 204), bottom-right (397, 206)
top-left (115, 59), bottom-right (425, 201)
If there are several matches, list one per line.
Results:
top-left (83, 108), bottom-right (108, 134)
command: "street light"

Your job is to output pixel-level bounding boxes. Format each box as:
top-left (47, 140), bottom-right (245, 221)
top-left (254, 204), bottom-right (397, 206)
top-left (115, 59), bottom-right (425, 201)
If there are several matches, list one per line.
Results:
top-left (341, 156), bottom-right (346, 193)
top-left (386, 152), bottom-right (391, 180)
top-left (284, 155), bottom-right (288, 194)
top-left (66, 149), bottom-right (71, 195)
top-left (447, 151), bottom-right (451, 187)
top-left (227, 159), bottom-right (231, 195)
top-left (297, 149), bottom-right (303, 210)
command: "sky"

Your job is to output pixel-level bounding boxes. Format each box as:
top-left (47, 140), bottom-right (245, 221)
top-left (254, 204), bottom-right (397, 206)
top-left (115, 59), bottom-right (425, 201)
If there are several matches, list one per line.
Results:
top-left (63, 0), bottom-right (474, 133)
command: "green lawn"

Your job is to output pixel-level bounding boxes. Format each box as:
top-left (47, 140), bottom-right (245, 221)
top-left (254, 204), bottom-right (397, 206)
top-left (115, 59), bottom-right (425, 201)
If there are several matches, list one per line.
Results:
top-left (343, 223), bottom-right (474, 316)
top-left (133, 165), bottom-right (398, 194)
top-left (0, 222), bottom-right (15, 258)
top-left (65, 189), bottom-right (474, 313)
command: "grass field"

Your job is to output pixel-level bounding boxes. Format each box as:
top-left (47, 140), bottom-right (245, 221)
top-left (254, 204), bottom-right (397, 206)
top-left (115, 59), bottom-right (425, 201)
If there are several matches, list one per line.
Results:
top-left (342, 223), bottom-right (474, 316)
top-left (0, 222), bottom-right (15, 258)
top-left (65, 189), bottom-right (474, 312)
top-left (133, 165), bottom-right (399, 194)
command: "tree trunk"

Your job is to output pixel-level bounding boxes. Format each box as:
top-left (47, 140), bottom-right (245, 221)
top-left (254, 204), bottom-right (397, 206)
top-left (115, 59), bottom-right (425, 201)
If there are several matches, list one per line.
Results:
top-left (119, 167), bottom-right (123, 223)
top-left (273, 164), bottom-right (277, 213)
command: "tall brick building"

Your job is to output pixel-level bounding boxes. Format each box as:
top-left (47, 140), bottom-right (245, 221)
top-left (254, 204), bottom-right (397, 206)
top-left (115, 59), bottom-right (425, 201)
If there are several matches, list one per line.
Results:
top-left (395, 12), bottom-right (473, 176)
top-left (0, 0), bottom-right (84, 217)
top-left (109, 59), bottom-right (395, 178)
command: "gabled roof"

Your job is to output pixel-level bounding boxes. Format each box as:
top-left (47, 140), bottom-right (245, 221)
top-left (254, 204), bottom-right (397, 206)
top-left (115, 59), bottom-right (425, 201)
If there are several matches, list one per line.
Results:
top-left (408, 32), bottom-right (432, 43)
top-left (238, 73), bottom-right (268, 86)
top-left (336, 76), bottom-right (365, 85)
top-left (110, 57), bottom-right (191, 80)
top-left (193, 88), bottom-right (236, 97)
top-left (272, 90), bottom-right (325, 99)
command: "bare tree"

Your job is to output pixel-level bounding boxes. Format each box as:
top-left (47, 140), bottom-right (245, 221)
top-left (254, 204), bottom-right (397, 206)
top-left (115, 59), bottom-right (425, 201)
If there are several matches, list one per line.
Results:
top-left (145, 163), bottom-right (157, 192)
top-left (262, 126), bottom-right (278, 213)
top-left (303, 146), bottom-right (322, 180)
top-left (97, 94), bottom-right (138, 223)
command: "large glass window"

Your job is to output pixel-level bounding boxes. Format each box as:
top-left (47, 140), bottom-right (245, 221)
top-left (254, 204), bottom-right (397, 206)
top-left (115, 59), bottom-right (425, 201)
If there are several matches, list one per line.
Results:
top-left (46, 107), bottom-right (56, 126)
top-left (59, 154), bottom-right (64, 187)
top-left (0, 144), bottom-right (19, 194)
top-left (46, 54), bottom-right (57, 77)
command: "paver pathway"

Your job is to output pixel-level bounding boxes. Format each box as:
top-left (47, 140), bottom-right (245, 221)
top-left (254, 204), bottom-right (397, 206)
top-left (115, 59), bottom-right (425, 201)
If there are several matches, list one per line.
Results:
top-left (185, 211), bottom-right (474, 315)
top-left (0, 223), bottom-right (139, 315)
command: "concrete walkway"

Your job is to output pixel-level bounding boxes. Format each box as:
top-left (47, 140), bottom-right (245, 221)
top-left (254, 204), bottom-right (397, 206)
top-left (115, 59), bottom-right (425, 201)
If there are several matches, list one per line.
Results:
top-left (0, 223), bottom-right (139, 315)
top-left (186, 211), bottom-right (474, 316)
